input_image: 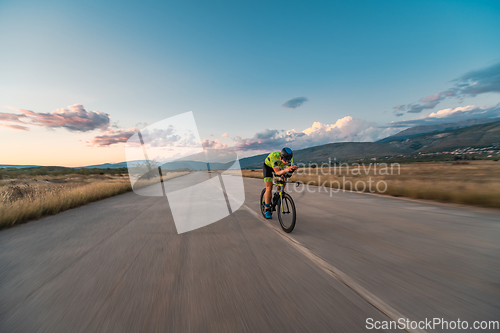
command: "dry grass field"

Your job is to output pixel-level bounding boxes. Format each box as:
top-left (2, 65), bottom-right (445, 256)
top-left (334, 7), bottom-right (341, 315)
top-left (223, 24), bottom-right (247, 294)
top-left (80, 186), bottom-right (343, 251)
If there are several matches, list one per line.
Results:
top-left (242, 160), bottom-right (500, 209)
top-left (0, 175), bottom-right (132, 229)
top-left (0, 172), bottom-right (188, 230)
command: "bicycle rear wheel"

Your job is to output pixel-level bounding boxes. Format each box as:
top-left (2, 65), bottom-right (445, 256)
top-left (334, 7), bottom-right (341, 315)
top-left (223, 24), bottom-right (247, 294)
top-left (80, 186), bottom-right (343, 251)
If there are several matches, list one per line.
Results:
top-left (260, 188), bottom-right (267, 217)
top-left (277, 193), bottom-right (296, 233)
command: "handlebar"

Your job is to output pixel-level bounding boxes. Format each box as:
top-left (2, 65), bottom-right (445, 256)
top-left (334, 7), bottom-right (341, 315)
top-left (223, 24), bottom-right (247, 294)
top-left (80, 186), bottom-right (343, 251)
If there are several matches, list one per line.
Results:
top-left (273, 177), bottom-right (301, 187)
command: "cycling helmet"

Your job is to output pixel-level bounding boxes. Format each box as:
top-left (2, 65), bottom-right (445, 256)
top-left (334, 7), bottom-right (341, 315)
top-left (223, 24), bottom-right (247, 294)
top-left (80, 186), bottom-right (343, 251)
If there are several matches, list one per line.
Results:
top-left (280, 147), bottom-right (293, 162)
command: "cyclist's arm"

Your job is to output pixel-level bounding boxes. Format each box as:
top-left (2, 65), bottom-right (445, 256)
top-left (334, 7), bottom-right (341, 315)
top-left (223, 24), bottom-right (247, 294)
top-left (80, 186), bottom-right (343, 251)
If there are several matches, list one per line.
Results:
top-left (273, 165), bottom-right (296, 176)
top-left (273, 166), bottom-right (286, 176)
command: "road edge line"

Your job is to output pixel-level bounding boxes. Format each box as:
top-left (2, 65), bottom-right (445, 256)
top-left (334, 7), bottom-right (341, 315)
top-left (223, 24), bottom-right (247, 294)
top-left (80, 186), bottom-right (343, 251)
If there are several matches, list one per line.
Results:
top-left (242, 204), bottom-right (426, 333)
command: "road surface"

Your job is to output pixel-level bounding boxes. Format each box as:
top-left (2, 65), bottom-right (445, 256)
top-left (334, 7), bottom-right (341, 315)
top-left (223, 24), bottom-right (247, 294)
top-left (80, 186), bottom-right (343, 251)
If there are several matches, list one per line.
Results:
top-left (1, 174), bottom-right (499, 332)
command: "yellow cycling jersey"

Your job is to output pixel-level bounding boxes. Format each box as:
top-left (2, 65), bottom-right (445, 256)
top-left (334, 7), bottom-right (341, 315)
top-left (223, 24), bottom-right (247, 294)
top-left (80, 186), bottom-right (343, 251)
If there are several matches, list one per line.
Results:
top-left (264, 151), bottom-right (293, 169)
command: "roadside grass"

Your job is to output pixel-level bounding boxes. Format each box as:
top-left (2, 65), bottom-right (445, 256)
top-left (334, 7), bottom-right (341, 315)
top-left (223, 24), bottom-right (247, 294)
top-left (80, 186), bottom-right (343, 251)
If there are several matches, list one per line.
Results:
top-left (0, 176), bottom-right (131, 230)
top-left (0, 171), bottom-right (188, 230)
top-left (241, 161), bottom-right (500, 209)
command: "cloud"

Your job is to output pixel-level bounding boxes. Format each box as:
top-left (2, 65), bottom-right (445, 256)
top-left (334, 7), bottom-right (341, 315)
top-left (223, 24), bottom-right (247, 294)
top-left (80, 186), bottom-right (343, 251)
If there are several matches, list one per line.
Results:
top-left (394, 91), bottom-right (454, 114)
top-left (1, 124), bottom-right (29, 131)
top-left (232, 116), bottom-right (399, 152)
top-left (282, 97), bottom-right (308, 109)
top-left (455, 62), bottom-right (500, 96)
top-left (139, 126), bottom-right (185, 148)
top-left (221, 133), bottom-right (228, 138)
top-left (232, 129), bottom-right (303, 151)
top-left (89, 127), bottom-right (139, 147)
top-left (255, 128), bottom-right (280, 139)
top-left (393, 61), bottom-right (500, 114)
top-left (89, 125), bottom-right (202, 148)
top-left (0, 112), bottom-right (27, 122)
top-left (0, 104), bottom-right (110, 131)
top-left (389, 104), bottom-right (500, 127)
top-left (201, 139), bottom-right (228, 149)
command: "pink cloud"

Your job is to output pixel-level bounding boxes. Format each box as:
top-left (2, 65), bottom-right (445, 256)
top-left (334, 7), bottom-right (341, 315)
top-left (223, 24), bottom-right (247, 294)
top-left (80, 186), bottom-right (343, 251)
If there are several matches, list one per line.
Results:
top-left (89, 127), bottom-right (139, 147)
top-left (1, 124), bottom-right (29, 131)
top-left (0, 112), bottom-right (27, 122)
top-left (0, 104), bottom-right (110, 132)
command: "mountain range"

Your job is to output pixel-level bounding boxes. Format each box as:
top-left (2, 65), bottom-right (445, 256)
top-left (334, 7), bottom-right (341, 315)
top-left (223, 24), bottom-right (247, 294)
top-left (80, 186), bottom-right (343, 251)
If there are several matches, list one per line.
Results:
top-left (2, 119), bottom-right (499, 170)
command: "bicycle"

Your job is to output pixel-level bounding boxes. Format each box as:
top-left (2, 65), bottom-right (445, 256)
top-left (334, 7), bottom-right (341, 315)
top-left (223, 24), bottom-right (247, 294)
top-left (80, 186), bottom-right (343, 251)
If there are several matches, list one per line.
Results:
top-left (260, 172), bottom-right (300, 233)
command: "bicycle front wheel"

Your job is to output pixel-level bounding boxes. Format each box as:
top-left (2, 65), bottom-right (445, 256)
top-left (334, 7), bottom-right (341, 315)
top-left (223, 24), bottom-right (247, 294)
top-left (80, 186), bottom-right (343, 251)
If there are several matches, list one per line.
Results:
top-left (277, 193), bottom-right (296, 233)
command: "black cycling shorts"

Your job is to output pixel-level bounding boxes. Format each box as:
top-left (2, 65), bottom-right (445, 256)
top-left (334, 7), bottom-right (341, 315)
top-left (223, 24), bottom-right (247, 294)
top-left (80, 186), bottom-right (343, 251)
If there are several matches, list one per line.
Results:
top-left (263, 162), bottom-right (274, 182)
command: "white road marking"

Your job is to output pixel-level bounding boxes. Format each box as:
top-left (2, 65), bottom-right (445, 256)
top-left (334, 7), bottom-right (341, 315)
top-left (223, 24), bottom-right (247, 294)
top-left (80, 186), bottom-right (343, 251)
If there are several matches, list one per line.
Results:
top-left (242, 204), bottom-right (427, 333)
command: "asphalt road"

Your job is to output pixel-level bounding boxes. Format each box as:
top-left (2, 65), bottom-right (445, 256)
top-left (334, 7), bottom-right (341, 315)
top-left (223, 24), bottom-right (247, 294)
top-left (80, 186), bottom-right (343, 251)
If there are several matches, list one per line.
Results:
top-left (1, 174), bottom-right (499, 332)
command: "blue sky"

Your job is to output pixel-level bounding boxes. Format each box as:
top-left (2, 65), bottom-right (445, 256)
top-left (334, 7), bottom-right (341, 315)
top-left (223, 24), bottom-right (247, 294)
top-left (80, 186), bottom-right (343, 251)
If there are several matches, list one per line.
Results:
top-left (1, 0), bottom-right (499, 166)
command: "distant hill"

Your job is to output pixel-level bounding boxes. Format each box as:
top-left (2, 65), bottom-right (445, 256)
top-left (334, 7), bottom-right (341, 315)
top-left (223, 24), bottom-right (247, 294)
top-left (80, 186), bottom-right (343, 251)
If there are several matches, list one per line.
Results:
top-left (0, 164), bottom-right (39, 169)
top-left (399, 120), bottom-right (500, 153)
top-left (378, 118), bottom-right (500, 143)
top-left (237, 141), bottom-right (414, 168)
top-left (81, 162), bottom-right (128, 169)
top-left (0, 163), bottom-right (130, 169)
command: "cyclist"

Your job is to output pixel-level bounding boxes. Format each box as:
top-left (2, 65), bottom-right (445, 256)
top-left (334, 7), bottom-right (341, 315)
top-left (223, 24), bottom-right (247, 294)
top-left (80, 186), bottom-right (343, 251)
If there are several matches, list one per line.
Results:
top-left (263, 147), bottom-right (297, 219)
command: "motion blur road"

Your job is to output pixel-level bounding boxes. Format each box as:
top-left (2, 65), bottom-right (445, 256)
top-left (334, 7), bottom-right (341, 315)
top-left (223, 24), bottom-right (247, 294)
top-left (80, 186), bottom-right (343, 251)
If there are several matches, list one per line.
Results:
top-left (1, 174), bottom-right (499, 332)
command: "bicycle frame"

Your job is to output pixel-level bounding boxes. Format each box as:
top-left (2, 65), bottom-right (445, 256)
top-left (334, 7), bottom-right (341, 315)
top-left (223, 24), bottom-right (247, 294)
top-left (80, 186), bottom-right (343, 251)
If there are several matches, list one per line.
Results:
top-left (271, 176), bottom-right (300, 212)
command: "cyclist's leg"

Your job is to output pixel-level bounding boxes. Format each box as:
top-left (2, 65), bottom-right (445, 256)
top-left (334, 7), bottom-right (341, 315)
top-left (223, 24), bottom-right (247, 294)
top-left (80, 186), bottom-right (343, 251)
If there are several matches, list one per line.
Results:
top-left (263, 162), bottom-right (274, 207)
top-left (264, 181), bottom-right (273, 205)
top-left (264, 181), bottom-right (273, 219)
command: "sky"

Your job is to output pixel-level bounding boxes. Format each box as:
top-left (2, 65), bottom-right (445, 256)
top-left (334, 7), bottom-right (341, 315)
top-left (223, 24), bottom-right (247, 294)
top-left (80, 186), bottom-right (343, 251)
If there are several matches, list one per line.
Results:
top-left (1, 0), bottom-right (500, 166)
